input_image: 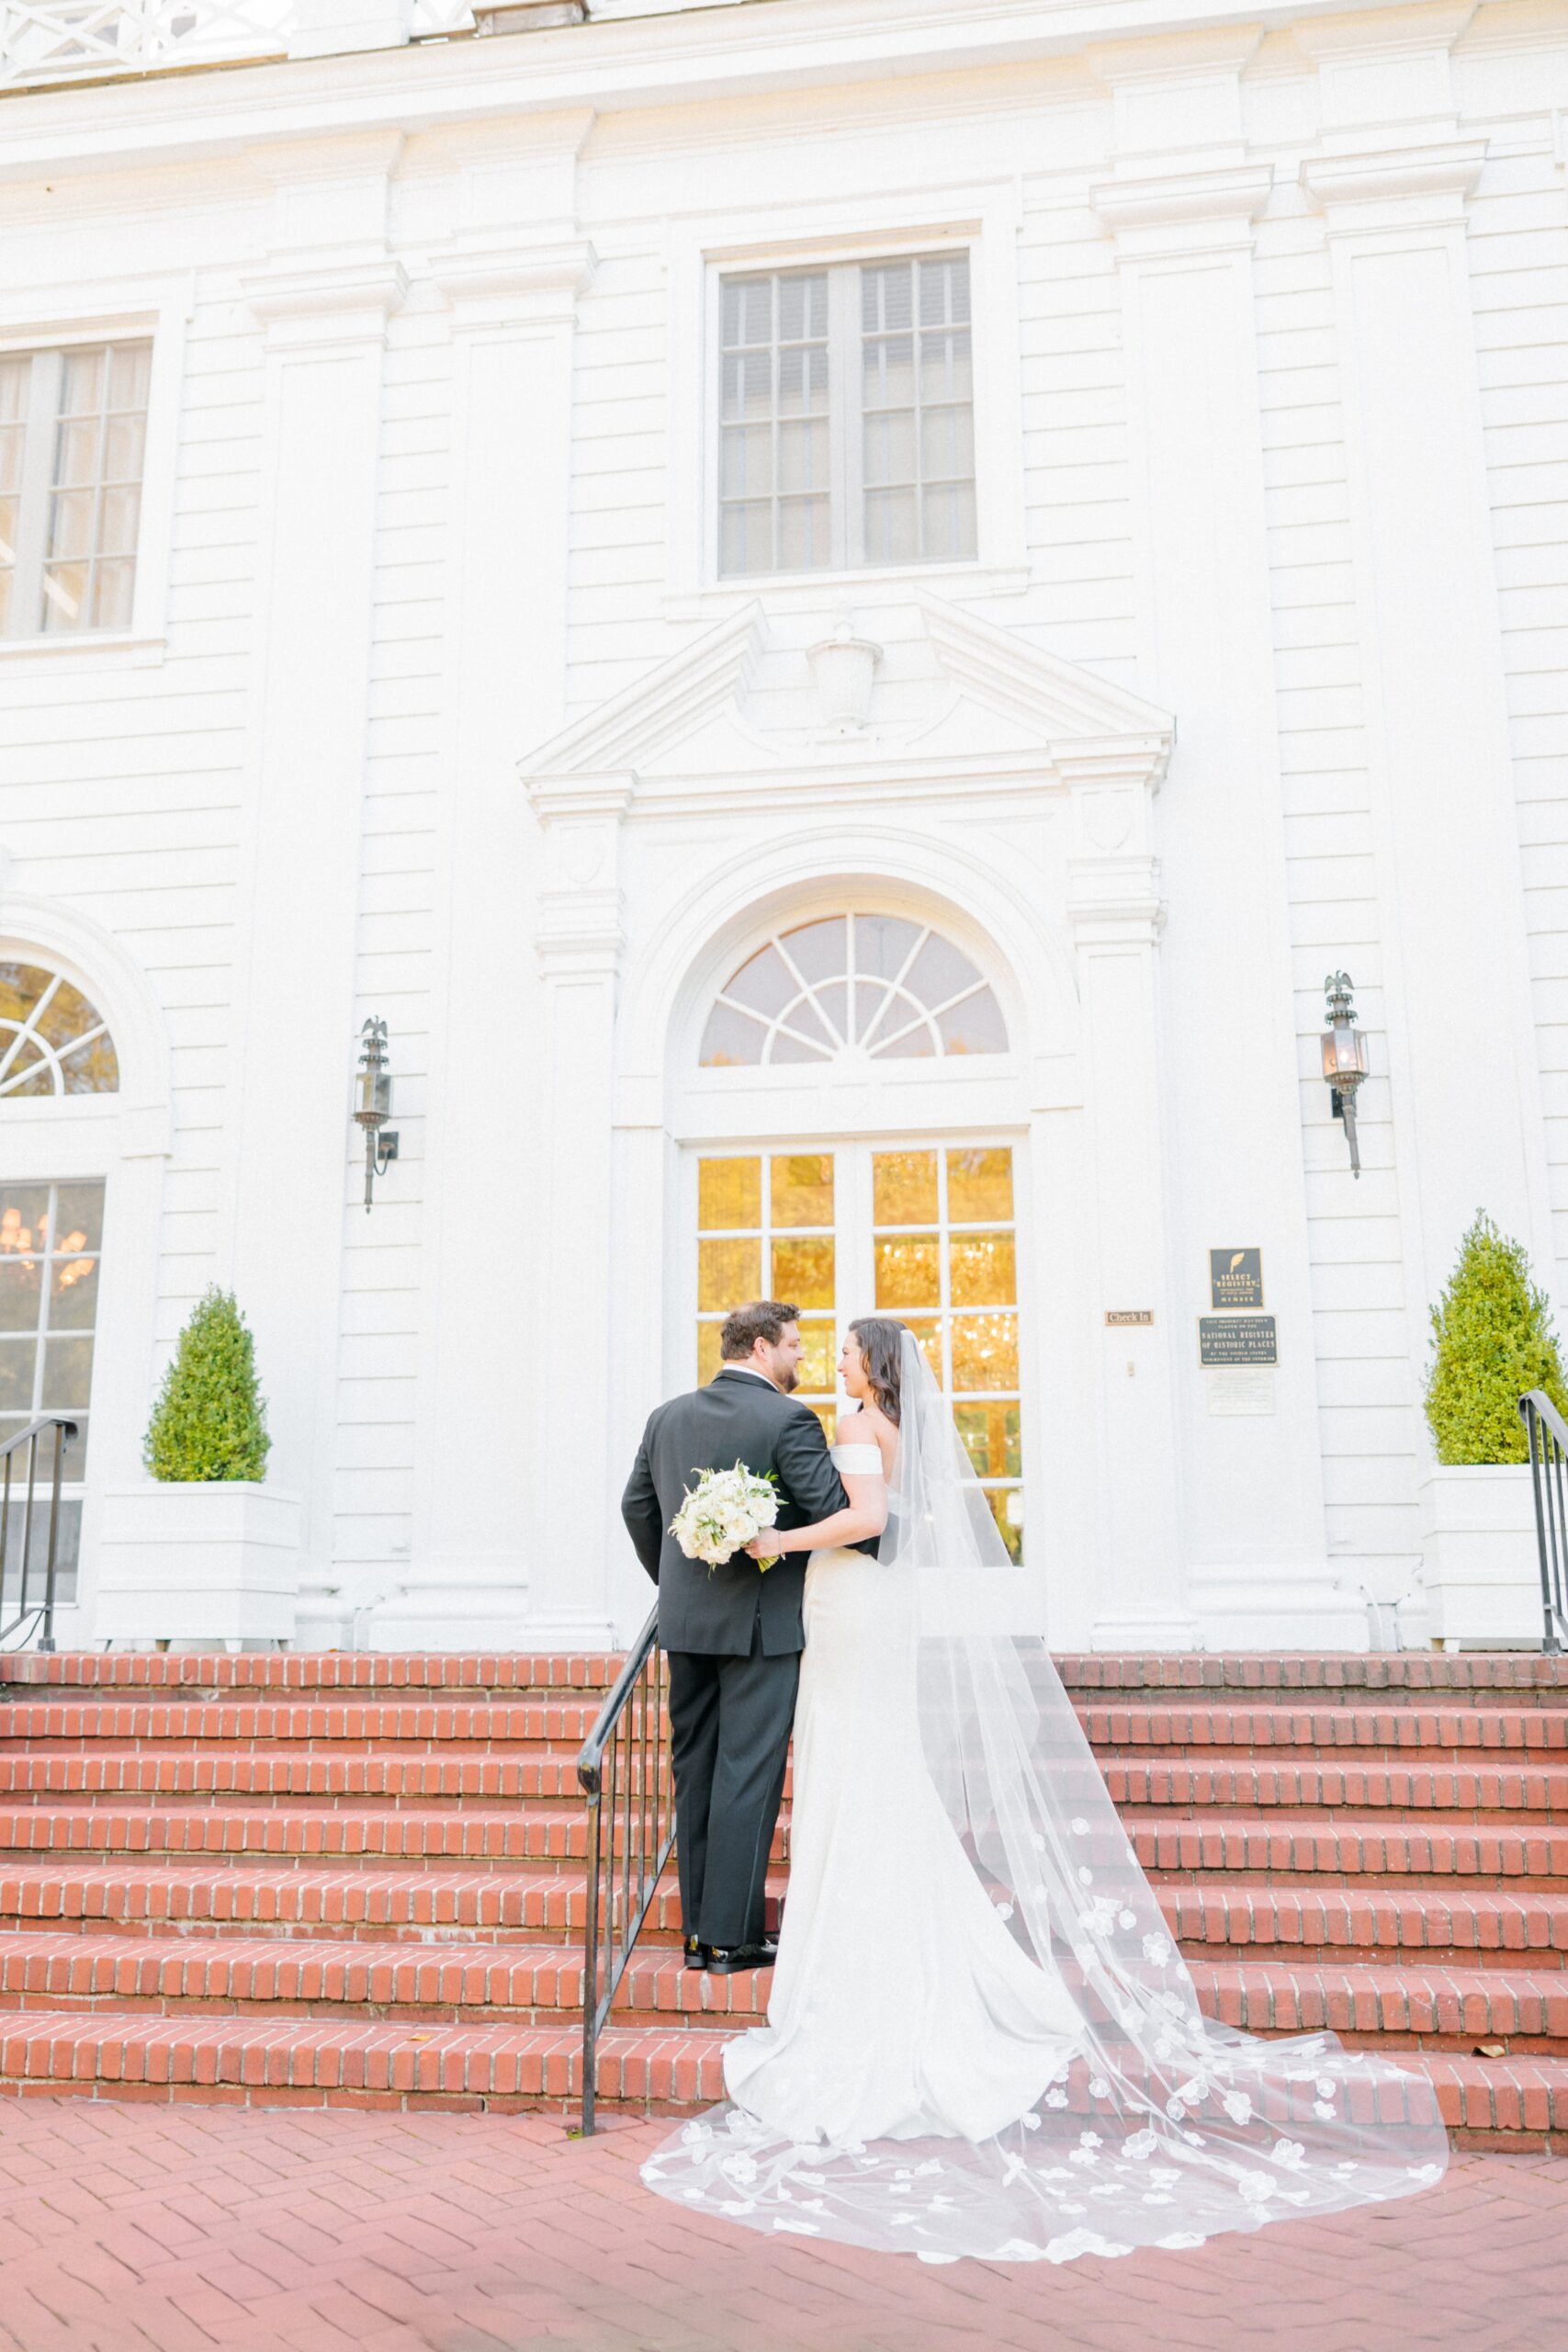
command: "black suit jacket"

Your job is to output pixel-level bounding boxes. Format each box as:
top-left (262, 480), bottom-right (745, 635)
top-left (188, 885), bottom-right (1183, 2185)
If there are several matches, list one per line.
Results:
top-left (621, 1368), bottom-right (862, 1657)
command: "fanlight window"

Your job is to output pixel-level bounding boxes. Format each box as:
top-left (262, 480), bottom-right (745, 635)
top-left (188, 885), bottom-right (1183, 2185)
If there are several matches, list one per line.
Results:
top-left (0, 963), bottom-right (118, 1098)
top-left (700, 913), bottom-right (1007, 1069)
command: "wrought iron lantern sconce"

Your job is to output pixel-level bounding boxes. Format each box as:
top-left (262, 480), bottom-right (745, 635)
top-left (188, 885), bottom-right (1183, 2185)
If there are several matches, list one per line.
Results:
top-left (1320, 971), bottom-right (1370, 1180)
top-left (354, 1018), bottom-right (400, 1213)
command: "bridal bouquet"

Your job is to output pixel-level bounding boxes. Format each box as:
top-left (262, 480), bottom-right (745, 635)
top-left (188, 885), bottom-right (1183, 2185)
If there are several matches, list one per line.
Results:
top-left (671, 1462), bottom-right (781, 1571)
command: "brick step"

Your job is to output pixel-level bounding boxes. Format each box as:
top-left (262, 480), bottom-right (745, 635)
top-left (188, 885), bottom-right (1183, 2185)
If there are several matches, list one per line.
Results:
top-left (0, 1804), bottom-right (625, 1867)
top-left (1058, 1655), bottom-right (1568, 1703)
top-left (0, 1656), bottom-right (622, 1696)
top-left (0, 2008), bottom-right (1553, 2143)
top-left (0, 1934), bottom-right (1558, 2052)
top-left (0, 1701), bottom-right (614, 1747)
top-left (0, 1751), bottom-right (603, 1804)
top-left (11, 1863), bottom-right (1568, 1973)
top-left (1131, 1814), bottom-right (1568, 1885)
top-left (591, 2033), bottom-right (1568, 2150)
top-left (579, 2030), bottom-right (1568, 2149)
top-left (1167, 1885), bottom-right (1568, 1968)
top-left (0, 1933), bottom-right (767, 2026)
top-left (1187, 1958), bottom-right (1568, 2052)
top-left (8, 1651), bottom-right (1566, 1701)
top-left (19, 1746), bottom-right (1568, 1822)
top-left (1079, 1704), bottom-right (1568, 1757)
top-left (1104, 1758), bottom-right (1568, 1820)
top-left (8, 1699), bottom-right (1565, 1757)
top-left (0, 1860), bottom-right (750, 1941)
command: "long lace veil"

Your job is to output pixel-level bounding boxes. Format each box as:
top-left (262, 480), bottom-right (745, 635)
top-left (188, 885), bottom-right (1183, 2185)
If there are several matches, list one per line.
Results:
top-left (642, 1330), bottom-right (1448, 2263)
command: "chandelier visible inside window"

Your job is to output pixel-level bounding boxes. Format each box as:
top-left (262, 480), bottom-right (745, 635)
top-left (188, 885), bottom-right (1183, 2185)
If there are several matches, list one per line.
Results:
top-left (700, 913), bottom-right (1007, 1068)
top-left (0, 963), bottom-right (118, 1097)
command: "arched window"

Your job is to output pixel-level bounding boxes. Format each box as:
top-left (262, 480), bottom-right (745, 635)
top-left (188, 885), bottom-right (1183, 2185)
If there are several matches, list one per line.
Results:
top-left (699, 911), bottom-right (1007, 1069)
top-left (0, 962), bottom-right (118, 1098)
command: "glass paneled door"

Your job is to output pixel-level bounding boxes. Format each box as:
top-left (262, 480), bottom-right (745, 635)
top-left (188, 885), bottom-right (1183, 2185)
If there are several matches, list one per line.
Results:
top-left (691, 1140), bottom-right (1024, 1560)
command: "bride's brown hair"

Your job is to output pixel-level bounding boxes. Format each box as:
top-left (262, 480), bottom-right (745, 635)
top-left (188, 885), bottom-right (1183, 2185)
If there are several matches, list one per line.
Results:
top-left (847, 1317), bottom-right (906, 1426)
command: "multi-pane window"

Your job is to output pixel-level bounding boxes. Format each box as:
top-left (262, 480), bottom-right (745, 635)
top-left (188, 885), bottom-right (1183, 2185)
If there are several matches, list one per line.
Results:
top-left (0, 1181), bottom-right (100, 1602)
top-left (0, 1181), bottom-right (101, 1474)
top-left (700, 912), bottom-right (1007, 1068)
top-left (872, 1147), bottom-right (1022, 1562)
top-left (689, 1142), bottom-right (1024, 1548)
top-left (696, 1154), bottom-right (838, 1435)
top-left (0, 341), bottom-right (151, 638)
top-left (717, 254), bottom-right (976, 577)
top-left (0, 962), bottom-right (118, 1097)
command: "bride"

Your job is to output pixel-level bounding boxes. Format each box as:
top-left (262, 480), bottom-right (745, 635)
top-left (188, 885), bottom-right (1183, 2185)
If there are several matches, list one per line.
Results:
top-left (641, 1318), bottom-right (1448, 2264)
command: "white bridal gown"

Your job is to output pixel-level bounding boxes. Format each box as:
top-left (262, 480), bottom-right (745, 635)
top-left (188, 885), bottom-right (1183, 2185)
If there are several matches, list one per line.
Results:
top-left (643, 1338), bottom-right (1448, 2265)
top-left (722, 1443), bottom-right (1084, 2146)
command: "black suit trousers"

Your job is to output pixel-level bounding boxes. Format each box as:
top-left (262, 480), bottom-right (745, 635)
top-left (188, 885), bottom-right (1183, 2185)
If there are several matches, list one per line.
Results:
top-left (666, 1625), bottom-right (798, 1950)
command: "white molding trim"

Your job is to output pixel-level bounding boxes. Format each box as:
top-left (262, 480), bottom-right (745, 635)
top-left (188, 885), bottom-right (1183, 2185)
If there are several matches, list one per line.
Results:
top-left (1301, 140), bottom-right (1487, 231)
top-left (522, 593), bottom-right (1174, 817)
top-left (429, 234), bottom-right (597, 323)
top-left (1089, 162), bottom-right (1272, 250)
top-left (0, 888), bottom-right (174, 1147)
top-left (239, 255), bottom-right (408, 344)
top-left (526, 601), bottom-right (766, 785)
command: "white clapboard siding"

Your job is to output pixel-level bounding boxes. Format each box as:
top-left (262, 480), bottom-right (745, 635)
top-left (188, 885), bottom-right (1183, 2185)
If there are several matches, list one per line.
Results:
top-left (1468, 149), bottom-right (1568, 1296)
top-left (1251, 196), bottom-right (1427, 1584)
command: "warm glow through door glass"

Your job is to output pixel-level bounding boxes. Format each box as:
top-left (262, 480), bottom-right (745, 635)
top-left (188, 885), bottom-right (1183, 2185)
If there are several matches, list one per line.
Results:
top-left (695, 1155), bottom-right (837, 1432)
top-left (691, 1141), bottom-right (1023, 1542)
top-left (873, 1143), bottom-right (1023, 1560)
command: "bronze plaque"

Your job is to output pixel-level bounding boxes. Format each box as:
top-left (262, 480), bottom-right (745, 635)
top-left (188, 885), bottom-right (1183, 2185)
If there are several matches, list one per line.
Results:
top-left (1105, 1309), bottom-right (1154, 1327)
top-left (1199, 1315), bottom-right (1277, 1367)
top-left (1210, 1248), bottom-right (1263, 1311)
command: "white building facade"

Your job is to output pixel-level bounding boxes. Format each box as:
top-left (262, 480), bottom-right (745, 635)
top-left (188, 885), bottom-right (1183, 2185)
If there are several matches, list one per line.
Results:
top-left (1, 0), bottom-right (1564, 1654)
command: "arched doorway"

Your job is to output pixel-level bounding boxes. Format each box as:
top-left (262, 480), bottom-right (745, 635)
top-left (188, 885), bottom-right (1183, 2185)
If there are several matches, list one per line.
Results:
top-left (670, 894), bottom-right (1033, 1567)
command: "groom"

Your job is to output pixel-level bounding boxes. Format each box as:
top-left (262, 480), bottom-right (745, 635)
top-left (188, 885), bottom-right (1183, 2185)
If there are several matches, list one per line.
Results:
top-left (621, 1300), bottom-right (851, 1975)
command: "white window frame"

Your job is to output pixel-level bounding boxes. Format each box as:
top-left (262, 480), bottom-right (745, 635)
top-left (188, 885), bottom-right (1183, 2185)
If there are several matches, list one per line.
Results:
top-left (664, 190), bottom-right (1028, 618)
top-left (0, 277), bottom-right (191, 667)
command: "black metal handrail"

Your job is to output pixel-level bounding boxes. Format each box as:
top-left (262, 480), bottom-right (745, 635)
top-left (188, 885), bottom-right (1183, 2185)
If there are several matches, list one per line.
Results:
top-left (1519, 1390), bottom-right (1568, 1655)
top-left (0, 1417), bottom-right (79, 1654)
top-left (576, 1605), bottom-right (671, 2135)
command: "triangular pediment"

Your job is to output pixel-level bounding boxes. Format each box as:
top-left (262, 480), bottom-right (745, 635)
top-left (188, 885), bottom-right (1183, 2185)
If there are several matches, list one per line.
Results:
top-left (521, 594), bottom-right (1174, 808)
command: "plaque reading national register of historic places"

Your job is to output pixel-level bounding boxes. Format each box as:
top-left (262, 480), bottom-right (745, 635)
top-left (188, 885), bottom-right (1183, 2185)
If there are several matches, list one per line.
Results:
top-left (1209, 1248), bottom-right (1263, 1310)
top-left (1199, 1315), bottom-right (1278, 1367)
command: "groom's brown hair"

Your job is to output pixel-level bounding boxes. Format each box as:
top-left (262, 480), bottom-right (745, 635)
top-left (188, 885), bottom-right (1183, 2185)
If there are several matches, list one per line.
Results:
top-left (719, 1300), bottom-right (800, 1359)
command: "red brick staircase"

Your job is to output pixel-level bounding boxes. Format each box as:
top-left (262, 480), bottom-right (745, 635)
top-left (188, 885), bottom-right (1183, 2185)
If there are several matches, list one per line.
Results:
top-left (0, 1648), bottom-right (1563, 2148)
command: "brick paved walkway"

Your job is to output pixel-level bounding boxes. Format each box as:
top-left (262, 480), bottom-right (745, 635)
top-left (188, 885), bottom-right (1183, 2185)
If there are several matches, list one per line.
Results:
top-left (0, 2103), bottom-right (1556, 2352)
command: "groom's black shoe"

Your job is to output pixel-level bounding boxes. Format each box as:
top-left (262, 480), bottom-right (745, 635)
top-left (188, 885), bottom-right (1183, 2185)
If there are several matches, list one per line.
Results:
top-left (706, 1937), bottom-right (778, 1975)
top-left (682, 1936), bottom-right (712, 1972)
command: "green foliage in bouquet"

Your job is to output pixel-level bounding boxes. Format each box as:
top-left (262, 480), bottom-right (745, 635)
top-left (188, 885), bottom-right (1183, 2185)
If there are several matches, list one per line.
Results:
top-left (144, 1286), bottom-right (271, 1483)
top-left (1425, 1212), bottom-right (1568, 1464)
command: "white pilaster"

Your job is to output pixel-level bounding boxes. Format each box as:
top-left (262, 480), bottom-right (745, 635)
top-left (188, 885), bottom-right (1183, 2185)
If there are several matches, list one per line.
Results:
top-left (226, 142), bottom-right (404, 1639)
top-left (1091, 112), bottom-right (1360, 1647)
top-left (1066, 753), bottom-right (1192, 1647)
top-left (531, 795), bottom-right (629, 1646)
top-left (374, 123), bottom-right (600, 1650)
top-left (1301, 62), bottom-right (1553, 1332)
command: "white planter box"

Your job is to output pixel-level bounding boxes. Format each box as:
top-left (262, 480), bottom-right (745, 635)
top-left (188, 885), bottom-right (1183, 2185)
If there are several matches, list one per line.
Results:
top-left (1419, 1464), bottom-right (1543, 1648)
top-left (94, 1483), bottom-right (301, 1648)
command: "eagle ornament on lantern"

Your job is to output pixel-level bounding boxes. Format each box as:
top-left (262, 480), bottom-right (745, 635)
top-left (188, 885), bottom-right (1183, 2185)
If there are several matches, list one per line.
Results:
top-left (354, 1018), bottom-right (400, 1213)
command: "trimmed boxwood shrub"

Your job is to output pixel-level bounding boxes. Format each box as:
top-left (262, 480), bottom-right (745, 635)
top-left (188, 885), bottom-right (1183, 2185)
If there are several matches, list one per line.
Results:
top-left (144, 1287), bottom-right (271, 1483)
top-left (1425, 1212), bottom-right (1568, 1464)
